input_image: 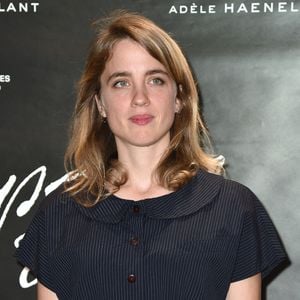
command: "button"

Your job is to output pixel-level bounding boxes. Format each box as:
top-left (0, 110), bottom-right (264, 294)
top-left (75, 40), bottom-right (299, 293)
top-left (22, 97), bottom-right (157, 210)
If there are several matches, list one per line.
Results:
top-left (128, 274), bottom-right (136, 283)
top-left (132, 205), bottom-right (140, 213)
top-left (130, 237), bottom-right (139, 246)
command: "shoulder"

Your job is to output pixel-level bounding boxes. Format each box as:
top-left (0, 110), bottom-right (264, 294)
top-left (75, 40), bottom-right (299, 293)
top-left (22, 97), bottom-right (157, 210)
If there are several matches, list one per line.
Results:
top-left (198, 169), bottom-right (257, 199)
top-left (223, 176), bottom-right (259, 209)
top-left (198, 170), bottom-right (261, 215)
top-left (37, 184), bottom-right (78, 219)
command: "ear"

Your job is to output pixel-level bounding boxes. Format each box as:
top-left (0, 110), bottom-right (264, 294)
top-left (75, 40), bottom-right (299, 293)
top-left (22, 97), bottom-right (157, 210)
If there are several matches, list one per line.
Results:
top-left (94, 94), bottom-right (107, 118)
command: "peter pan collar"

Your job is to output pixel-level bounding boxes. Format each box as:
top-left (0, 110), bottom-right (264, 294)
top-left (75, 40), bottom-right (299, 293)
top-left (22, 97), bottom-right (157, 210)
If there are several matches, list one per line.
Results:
top-left (76, 170), bottom-right (224, 223)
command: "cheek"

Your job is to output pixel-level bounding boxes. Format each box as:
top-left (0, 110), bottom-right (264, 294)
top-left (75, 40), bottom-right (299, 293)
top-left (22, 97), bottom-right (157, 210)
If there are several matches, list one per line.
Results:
top-left (104, 102), bottom-right (129, 127)
top-left (101, 96), bottom-right (123, 118)
top-left (155, 91), bottom-right (178, 114)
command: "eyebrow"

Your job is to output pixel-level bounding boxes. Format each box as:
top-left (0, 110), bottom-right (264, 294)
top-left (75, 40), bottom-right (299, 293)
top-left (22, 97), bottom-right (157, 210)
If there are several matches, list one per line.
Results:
top-left (106, 69), bottom-right (170, 84)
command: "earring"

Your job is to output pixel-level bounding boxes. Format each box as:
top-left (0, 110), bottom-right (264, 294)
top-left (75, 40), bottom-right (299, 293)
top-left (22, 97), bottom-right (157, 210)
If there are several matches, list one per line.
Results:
top-left (178, 84), bottom-right (183, 93)
top-left (175, 105), bottom-right (182, 114)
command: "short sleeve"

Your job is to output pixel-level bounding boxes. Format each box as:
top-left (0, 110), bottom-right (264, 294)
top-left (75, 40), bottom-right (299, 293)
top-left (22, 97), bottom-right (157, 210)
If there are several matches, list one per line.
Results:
top-left (231, 189), bottom-right (288, 282)
top-left (15, 208), bottom-right (55, 291)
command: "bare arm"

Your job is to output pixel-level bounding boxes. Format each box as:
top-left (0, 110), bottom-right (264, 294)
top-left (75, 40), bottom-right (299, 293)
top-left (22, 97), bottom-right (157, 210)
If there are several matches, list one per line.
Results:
top-left (226, 273), bottom-right (262, 300)
top-left (37, 281), bottom-right (58, 300)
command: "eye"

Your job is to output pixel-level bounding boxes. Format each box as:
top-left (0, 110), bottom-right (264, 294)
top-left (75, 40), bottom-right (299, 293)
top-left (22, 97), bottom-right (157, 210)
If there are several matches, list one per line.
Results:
top-left (149, 78), bottom-right (165, 85)
top-left (113, 80), bottom-right (129, 88)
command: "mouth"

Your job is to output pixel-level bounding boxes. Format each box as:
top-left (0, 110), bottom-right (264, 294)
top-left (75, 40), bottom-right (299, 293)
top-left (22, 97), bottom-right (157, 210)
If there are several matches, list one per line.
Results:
top-left (129, 114), bottom-right (154, 125)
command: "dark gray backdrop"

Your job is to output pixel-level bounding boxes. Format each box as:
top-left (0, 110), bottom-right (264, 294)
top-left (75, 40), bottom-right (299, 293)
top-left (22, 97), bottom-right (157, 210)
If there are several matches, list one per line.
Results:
top-left (0, 0), bottom-right (298, 299)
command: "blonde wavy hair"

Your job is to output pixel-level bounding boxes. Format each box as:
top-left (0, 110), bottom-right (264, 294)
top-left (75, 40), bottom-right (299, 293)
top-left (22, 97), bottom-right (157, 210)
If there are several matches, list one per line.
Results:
top-left (64, 10), bottom-right (223, 206)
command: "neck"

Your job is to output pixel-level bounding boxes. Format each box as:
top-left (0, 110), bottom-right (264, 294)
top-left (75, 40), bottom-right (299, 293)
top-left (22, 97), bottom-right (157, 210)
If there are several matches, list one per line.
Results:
top-left (115, 140), bottom-right (169, 194)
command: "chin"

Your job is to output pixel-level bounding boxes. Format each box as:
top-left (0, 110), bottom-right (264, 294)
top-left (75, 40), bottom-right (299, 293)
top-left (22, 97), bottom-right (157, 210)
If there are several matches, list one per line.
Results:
top-left (115, 130), bottom-right (171, 148)
top-left (129, 139), bottom-right (164, 147)
top-left (122, 136), bottom-right (170, 148)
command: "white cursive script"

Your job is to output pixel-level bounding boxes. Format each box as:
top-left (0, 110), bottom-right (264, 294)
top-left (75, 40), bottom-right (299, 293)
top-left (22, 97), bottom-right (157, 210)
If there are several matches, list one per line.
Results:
top-left (0, 166), bottom-right (68, 288)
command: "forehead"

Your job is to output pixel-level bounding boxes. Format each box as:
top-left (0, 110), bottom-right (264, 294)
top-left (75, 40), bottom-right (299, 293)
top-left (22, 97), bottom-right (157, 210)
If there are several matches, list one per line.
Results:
top-left (103, 38), bottom-right (167, 73)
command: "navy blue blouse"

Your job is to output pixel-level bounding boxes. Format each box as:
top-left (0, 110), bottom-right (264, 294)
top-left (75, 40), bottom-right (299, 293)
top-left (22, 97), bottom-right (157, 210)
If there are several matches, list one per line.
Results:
top-left (16, 170), bottom-right (287, 299)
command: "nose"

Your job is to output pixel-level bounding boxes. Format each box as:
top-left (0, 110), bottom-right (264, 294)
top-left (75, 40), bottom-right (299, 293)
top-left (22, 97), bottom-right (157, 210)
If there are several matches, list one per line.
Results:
top-left (131, 84), bottom-right (150, 107)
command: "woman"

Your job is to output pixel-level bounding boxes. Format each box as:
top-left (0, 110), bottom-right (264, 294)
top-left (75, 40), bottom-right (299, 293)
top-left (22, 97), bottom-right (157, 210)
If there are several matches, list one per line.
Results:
top-left (16, 10), bottom-right (287, 299)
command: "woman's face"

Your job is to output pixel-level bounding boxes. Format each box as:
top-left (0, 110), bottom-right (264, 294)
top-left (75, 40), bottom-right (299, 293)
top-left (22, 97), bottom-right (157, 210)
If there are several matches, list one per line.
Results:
top-left (99, 38), bottom-right (181, 150)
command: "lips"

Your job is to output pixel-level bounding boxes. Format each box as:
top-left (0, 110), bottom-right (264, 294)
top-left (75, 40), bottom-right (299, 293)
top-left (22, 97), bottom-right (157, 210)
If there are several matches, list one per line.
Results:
top-left (129, 114), bottom-right (154, 125)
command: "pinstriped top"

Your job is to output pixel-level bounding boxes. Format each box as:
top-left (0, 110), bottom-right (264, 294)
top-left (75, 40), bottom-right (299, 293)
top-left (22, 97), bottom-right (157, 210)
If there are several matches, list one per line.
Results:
top-left (16, 170), bottom-right (287, 299)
